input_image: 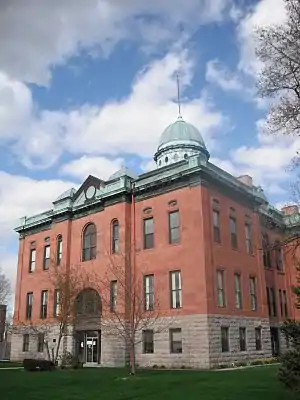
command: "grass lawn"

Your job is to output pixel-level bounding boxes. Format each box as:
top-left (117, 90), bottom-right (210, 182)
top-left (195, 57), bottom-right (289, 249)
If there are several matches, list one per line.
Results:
top-left (0, 365), bottom-right (296, 400)
top-left (0, 361), bottom-right (22, 368)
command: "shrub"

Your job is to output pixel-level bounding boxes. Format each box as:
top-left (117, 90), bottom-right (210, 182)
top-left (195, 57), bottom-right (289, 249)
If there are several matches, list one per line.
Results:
top-left (23, 359), bottom-right (55, 372)
top-left (278, 350), bottom-right (300, 393)
top-left (59, 352), bottom-right (83, 369)
top-left (251, 360), bottom-right (264, 366)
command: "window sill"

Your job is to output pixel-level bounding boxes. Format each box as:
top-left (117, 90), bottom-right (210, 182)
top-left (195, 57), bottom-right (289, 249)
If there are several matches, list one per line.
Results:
top-left (277, 270), bottom-right (285, 275)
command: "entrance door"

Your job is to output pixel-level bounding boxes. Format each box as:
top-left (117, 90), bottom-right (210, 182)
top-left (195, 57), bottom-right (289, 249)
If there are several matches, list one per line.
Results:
top-left (86, 337), bottom-right (98, 363)
top-left (270, 327), bottom-right (280, 356)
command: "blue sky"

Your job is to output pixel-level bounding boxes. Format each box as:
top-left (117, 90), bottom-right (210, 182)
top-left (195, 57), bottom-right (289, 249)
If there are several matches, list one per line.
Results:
top-left (0, 0), bottom-right (295, 290)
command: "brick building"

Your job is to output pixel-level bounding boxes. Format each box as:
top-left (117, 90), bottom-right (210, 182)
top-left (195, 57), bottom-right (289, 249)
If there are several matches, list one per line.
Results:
top-left (10, 116), bottom-right (299, 368)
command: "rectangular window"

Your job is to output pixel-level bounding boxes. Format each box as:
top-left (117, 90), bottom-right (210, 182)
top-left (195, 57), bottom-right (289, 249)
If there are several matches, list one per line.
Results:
top-left (217, 270), bottom-right (225, 307)
top-left (143, 218), bottom-right (154, 249)
top-left (29, 249), bottom-right (36, 273)
top-left (213, 210), bottom-right (221, 243)
top-left (279, 289), bottom-right (283, 316)
top-left (221, 327), bottom-right (229, 352)
top-left (255, 327), bottom-right (262, 351)
top-left (170, 328), bottom-right (182, 353)
top-left (239, 327), bottom-right (247, 351)
top-left (230, 217), bottom-right (238, 249)
top-left (40, 290), bottom-right (48, 319)
top-left (283, 290), bottom-right (288, 317)
top-left (53, 289), bottom-right (60, 317)
top-left (56, 236), bottom-right (62, 265)
top-left (25, 292), bottom-right (33, 320)
top-left (266, 287), bottom-right (271, 316)
top-left (249, 277), bottom-right (257, 311)
top-left (37, 333), bottom-right (44, 353)
top-left (110, 281), bottom-right (117, 312)
top-left (245, 223), bottom-right (253, 254)
top-left (270, 287), bottom-right (277, 317)
top-left (234, 273), bottom-right (242, 309)
top-left (276, 245), bottom-right (283, 270)
top-left (22, 334), bottom-right (29, 352)
top-left (142, 330), bottom-right (154, 354)
top-left (170, 271), bottom-right (182, 309)
top-left (144, 275), bottom-right (154, 311)
top-left (169, 211), bottom-right (180, 244)
top-left (43, 245), bottom-right (50, 270)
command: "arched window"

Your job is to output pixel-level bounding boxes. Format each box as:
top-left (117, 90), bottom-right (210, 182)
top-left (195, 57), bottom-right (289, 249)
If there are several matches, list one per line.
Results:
top-left (75, 289), bottom-right (101, 316)
top-left (112, 220), bottom-right (119, 254)
top-left (56, 235), bottom-right (63, 265)
top-left (82, 223), bottom-right (97, 261)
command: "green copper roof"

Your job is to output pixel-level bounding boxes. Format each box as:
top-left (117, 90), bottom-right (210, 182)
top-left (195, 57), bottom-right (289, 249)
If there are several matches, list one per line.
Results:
top-left (109, 166), bottom-right (137, 181)
top-left (158, 116), bottom-right (206, 149)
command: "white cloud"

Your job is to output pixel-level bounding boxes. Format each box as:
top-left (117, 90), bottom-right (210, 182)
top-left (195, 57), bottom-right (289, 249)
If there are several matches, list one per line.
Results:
top-left (237, 0), bottom-right (287, 77)
top-left (0, 50), bottom-right (227, 169)
top-left (206, 59), bottom-right (243, 92)
top-left (60, 155), bottom-right (124, 181)
top-left (0, 0), bottom-right (234, 85)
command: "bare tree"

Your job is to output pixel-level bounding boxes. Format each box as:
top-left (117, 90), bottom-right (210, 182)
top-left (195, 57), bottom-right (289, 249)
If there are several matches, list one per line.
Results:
top-left (97, 252), bottom-right (175, 375)
top-left (0, 267), bottom-right (10, 305)
top-left (256, 0), bottom-right (300, 136)
top-left (15, 263), bottom-right (91, 364)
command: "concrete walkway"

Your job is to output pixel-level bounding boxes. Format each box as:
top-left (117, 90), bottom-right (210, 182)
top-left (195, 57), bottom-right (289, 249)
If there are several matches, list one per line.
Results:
top-left (0, 367), bottom-right (23, 370)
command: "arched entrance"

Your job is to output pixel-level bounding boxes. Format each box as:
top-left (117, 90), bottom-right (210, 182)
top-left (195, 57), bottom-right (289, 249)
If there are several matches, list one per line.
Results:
top-left (74, 288), bottom-right (102, 365)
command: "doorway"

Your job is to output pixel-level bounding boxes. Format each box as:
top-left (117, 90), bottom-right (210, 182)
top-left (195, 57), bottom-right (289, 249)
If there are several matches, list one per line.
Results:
top-left (86, 336), bottom-right (98, 364)
top-left (270, 327), bottom-right (280, 356)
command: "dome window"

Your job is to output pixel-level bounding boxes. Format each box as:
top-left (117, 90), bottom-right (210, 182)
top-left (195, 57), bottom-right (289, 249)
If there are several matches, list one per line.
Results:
top-left (165, 156), bottom-right (169, 163)
top-left (184, 153), bottom-right (188, 160)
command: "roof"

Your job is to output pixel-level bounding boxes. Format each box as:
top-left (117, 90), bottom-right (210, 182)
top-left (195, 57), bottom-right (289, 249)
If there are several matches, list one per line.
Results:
top-left (158, 116), bottom-right (206, 149)
top-left (108, 166), bottom-right (137, 181)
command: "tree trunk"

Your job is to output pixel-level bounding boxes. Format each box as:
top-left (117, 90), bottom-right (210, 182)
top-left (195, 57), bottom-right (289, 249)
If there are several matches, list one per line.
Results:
top-left (130, 340), bottom-right (136, 375)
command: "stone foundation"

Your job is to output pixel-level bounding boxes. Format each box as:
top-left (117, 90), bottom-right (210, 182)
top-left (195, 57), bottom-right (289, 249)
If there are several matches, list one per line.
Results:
top-left (11, 314), bottom-right (274, 368)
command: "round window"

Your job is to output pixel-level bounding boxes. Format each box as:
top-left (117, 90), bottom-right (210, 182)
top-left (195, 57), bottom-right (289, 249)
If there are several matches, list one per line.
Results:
top-left (165, 156), bottom-right (169, 163)
top-left (184, 153), bottom-right (188, 160)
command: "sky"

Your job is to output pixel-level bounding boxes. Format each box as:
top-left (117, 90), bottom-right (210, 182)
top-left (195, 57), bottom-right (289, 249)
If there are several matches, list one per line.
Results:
top-left (0, 0), bottom-right (297, 297)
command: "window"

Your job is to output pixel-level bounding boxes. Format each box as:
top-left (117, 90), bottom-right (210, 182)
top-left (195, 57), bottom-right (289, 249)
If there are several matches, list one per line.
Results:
top-left (170, 328), bottom-right (182, 353)
top-left (169, 211), bottom-right (180, 244)
top-left (275, 242), bottom-right (283, 270)
top-left (245, 223), bottom-right (253, 254)
top-left (213, 210), bottom-right (221, 243)
top-left (22, 334), bottom-right (29, 352)
top-left (43, 245), bottom-right (50, 270)
top-left (217, 270), bottom-right (225, 307)
top-left (239, 328), bottom-right (247, 351)
top-left (143, 330), bottom-right (154, 354)
top-left (221, 327), bottom-right (229, 352)
top-left (283, 290), bottom-right (288, 317)
top-left (249, 277), bottom-right (257, 311)
top-left (25, 292), bottom-right (33, 320)
top-left (269, 287), bottom-right (277, 317)
top-left (82, 223), bottom-right (97, 261)
top-left (56, 235), bottom-right (62, 265)
top-left (40, 290), bottom-right (48, 319)
top-left (255, 327), bottom-right (262, 351)
top-left (230, 217), bottom-right (238, 249)
top-left (54, 289), bottom-right (60, 317)
top-left (37, 333), bottom-right (44, 353)
top-left (143, 218), bottom-right (154, 249)
top-left (234, 273), bottom-right (242, 309)
top-left (170, 271), bottom-right (182, 309)
top-left (111, 220), bottom-right (119, 254)
top-left (76, 289), bottom-right (101, 316)
top-left (144, 275), bottom-right (154, 311)
top-left (262, 234), bottom-right (272, 268)
top-left (29, 249), bottom-right (36, 273)
top-left (110, 281), bottom-right (117, 312)
top-left (279, 289), bottom-right (283, 316)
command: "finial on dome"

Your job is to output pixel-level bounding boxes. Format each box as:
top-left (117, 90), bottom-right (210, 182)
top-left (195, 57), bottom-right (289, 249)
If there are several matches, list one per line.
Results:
top-left (176, 72), bottom-right (182, 118)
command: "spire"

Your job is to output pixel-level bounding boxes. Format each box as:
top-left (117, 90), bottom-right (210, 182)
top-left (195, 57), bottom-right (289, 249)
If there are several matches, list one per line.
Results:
top-left (176, 72), bottom-right (182, 119)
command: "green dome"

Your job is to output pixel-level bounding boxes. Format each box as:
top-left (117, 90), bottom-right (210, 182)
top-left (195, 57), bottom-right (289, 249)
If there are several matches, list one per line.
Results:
top-left (108, 166), bottom-right (137, 181)
top-left (158, 116), bottom-right (206, 149)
